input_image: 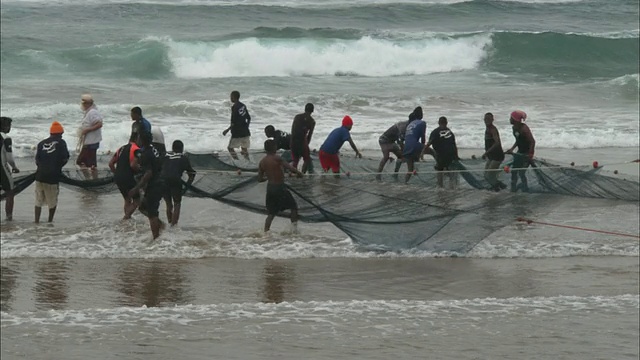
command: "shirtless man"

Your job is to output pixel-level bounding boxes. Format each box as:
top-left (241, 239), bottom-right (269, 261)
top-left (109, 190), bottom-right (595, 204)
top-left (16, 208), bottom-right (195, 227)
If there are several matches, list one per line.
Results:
top-left (258, 139), bottom-right (303, 233)
top-left (505, 110), bottom-right (535, 192)
top-left (1, 117), bottom-right (20, 221)
top-left (290, 103), bottom-right (315, 173)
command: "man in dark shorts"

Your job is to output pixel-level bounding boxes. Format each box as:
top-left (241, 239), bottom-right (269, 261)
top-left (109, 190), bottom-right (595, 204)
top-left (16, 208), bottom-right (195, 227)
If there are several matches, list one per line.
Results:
top-left (290, 103), bottom-right (315, 174)
top-left (423, 116), bottom-right (459, 188)
top-left (1, 116), bottom-right (20, 221)
top-left (481, 112), bottom-right (507, 191)
top-left (505, 110), bottom-right (535, 193)
top-left (109, 139), bottom-right (141, 220)
top-left (129, 131), bottom-right (165, 239)
top-left (264, 125), bottom-right (292, 162)
top-left (161, 140), bottom-right (196, 226)
top-left (258, 139), bottom-right (303, 233)
top-left (403, 108), bottom-right (426, 183)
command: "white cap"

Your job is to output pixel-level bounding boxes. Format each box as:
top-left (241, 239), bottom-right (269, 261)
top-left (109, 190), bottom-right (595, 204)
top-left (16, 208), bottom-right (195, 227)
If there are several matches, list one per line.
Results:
top-left (81, 94), bottom-right (93, 102)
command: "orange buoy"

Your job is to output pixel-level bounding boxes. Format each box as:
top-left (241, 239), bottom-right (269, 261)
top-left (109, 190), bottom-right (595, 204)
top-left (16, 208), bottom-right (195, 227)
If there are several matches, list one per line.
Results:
top-left (504, 166), bottom-right (510, 173)
top-left (592, 161), bottom-right (599, 168)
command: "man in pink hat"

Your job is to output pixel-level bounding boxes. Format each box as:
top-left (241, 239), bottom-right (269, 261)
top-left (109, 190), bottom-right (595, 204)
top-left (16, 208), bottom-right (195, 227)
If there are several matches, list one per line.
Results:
top-left (318, 115), bottom-right (362, 176)
top-left (505, 110), bottom-right (535, 192)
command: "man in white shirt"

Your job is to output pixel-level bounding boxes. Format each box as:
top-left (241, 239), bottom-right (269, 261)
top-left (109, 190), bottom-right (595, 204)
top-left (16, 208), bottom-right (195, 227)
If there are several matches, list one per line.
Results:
top-left (150, 125), bottom-right (166, 156)
top-left (76, 94), bottom-right (103, 169)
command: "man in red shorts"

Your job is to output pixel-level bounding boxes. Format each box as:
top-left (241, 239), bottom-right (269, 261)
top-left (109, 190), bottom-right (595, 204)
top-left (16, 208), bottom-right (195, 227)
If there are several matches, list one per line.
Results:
top-left (318, 116), bottom-right (362, 176)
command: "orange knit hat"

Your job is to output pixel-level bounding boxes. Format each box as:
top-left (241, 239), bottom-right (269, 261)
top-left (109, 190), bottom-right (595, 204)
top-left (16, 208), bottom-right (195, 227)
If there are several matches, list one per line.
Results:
top-left (50, 121), bottom-right (64, 135)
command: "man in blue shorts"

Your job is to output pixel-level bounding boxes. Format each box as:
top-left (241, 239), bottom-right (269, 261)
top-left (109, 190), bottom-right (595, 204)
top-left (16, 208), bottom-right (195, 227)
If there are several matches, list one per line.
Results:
top-left (403, 107), bottom-right (426, 183)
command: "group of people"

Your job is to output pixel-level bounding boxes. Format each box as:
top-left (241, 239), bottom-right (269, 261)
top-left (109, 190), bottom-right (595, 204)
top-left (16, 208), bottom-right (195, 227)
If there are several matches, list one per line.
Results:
top-left (1, 89), bottom-right (536, 237)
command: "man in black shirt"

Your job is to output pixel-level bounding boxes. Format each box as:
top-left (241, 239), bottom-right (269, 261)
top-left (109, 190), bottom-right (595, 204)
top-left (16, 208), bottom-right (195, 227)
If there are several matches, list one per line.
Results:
top-left (222, 91), bottom-right (251, 161)
top-left (423, 116), bottom-right (459, 188)
top-left (109, 139), bottom-right (141, 220)
top-left (161, 140), bottom-right (196, 226)
top-left (34, 121), bottom-right (70, 223)
top-left (130, 131), bottom-right (165, 239)
top-left (265, 125), bottom-right (292, 162)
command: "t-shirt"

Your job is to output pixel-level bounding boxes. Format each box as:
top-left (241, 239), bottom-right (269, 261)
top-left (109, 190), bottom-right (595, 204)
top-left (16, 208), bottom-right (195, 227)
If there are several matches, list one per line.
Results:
top-left (274, 130), bottom-right (291, 151)
top-left (81, 105), bottom-right (103, 145)
top-left (320, 126), bottom-right (351, 155)
top-left (35, 135), bottom-right (70, 184)
top-left (161, 152), bottom-right (196, 180)
top-left (291, 113), bottom-right (315, 147)
top-left (403, 120), bottom-right (426, 156)
top-left (136, 145), bottom-right (163, 188)
top-left (428, 127), bottom-right (457, 158)
top-left (379, 121), bottom-right (408, 144)
top-left (150, 126), bottom-right (166, 156)
top-left (131, 118), bottom-right (152, 140)
top-left (230, 101), bottom-right (251, 138)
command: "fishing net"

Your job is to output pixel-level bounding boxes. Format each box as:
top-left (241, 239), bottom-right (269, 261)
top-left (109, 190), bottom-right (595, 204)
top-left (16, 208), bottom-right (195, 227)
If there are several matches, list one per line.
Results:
top-left (1, 152), bottom-right (637, 252)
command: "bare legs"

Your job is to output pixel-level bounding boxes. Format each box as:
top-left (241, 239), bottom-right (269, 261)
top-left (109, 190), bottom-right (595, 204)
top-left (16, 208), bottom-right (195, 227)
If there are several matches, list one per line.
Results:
top-left (5, 191), bottom-right (14, 220)
top-left (264, 208), bottom-right (299, 233)
top-left (34, 206), bottom-right (56, 223)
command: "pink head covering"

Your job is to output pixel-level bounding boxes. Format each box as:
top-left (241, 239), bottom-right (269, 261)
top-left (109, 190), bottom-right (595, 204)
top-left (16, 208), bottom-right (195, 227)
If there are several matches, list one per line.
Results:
top-left (510, 110), bottom-right (527, 122)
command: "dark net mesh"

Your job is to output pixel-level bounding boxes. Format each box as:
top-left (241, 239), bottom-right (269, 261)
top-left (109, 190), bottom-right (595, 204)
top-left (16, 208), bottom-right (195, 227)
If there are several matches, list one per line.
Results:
top-left (1, 152), bottom-right (637, 252)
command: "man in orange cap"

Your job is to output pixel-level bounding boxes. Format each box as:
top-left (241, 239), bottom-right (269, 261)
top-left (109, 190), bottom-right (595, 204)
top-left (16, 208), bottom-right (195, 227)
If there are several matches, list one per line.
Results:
top-left (505, 110), bottom-right (535, 192)
top-left (34, 121), bottom-right (70, 223)
top-left (318, 115), bottom-right (362, 176)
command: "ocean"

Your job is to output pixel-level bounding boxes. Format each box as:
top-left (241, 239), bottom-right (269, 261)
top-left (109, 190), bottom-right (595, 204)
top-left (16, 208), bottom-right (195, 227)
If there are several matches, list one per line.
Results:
top-left (1, 0), bottom-right (639, 359)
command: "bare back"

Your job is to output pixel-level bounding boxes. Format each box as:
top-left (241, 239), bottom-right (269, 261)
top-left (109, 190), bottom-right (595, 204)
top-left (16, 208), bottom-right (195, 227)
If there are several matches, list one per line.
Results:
top-left (259, 154), bottom-right (286, 184)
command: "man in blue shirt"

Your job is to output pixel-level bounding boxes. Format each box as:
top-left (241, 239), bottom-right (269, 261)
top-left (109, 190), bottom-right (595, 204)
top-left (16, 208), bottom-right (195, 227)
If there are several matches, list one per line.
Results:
top-left (319, 116), bottom-right (362, 176)
top-left (402, 107), bottom-right (426, 183)
top-left (130, 106), bottom-right (151, 142)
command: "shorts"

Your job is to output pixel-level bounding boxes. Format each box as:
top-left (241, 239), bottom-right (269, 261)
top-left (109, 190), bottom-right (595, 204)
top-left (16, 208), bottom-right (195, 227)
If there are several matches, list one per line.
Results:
top-left (379, 141), bottom-right (401, 158)
top-left (434, 155), bottom-right (455, 171)
top-left (139, 183), bottom-right (163, 218)
top-left (266, 183), bottom-right (297, 215)
top-left (163, 178), bottom-right (183, 204)
top-left (228, 136), bottom-right (250, 149)
top-left (76, 145), bottom-right (98, 168)
top-left (115, 177), bottom-right (140, 200)
top-left (291, 141), bottom-right (311, 166)
top-left (319, 150), bottom-right (340, 173)
top-left (35, 181), bottom-right (59, 208)
top-left (403, 145), bottom-right (423, 161)
top-left (512, 153), bottom-right (531, 171)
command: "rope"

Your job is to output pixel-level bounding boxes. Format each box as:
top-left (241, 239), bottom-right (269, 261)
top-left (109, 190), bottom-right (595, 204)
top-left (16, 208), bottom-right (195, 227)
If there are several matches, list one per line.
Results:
top-left (515, 217), bottom-right (640, 239)
top-left (190, 159), bottom-right (639, 177)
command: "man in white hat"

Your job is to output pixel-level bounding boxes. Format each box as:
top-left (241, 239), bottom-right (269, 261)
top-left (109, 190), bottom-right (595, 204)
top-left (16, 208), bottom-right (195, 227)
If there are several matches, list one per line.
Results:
top-left (77, 94), bottom-right (103, 170)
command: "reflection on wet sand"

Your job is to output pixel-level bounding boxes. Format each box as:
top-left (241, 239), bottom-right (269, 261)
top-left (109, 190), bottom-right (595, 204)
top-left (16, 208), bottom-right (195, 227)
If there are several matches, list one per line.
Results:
top-left (116, 260), bottom-right (192, 307)
top-left (34, 260), bottom-right (69, 311)
top-left (1, 265), bottom-right (17, 312)
top-left (261, 261), bottom-right (296, 304)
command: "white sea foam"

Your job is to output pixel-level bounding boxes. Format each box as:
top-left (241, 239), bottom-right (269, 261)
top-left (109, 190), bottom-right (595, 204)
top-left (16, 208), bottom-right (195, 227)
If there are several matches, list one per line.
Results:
top-left (2, 94), bottom-right (639, 159)
top-left (1, 295), bottom-right (637, 327)
top-left (158, 35), bottom-right (492, 78)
